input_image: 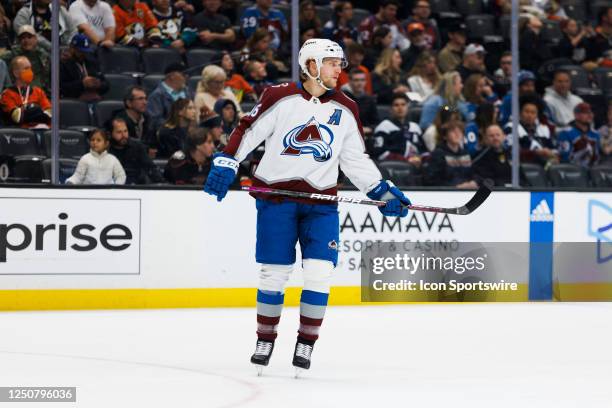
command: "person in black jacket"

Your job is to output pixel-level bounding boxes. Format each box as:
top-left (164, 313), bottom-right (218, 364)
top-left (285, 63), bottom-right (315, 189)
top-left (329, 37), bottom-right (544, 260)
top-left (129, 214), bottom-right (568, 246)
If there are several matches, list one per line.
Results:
top-left (108, 117), bottom-right (162, 184)
top-left (341, 68), bottom-right (378, 135)
top-left (59, 33), bottom-right (108, 101)
top-left (164, 127), bottom-right (215, 185)
top-left (472, 124), bottom-right (511, 187)
top-left (113, 85), bottom-right (156, 152)
top-left (156, 98), bottom-right (197, 158)
top-left (424, 120), bottom-right (479, 188)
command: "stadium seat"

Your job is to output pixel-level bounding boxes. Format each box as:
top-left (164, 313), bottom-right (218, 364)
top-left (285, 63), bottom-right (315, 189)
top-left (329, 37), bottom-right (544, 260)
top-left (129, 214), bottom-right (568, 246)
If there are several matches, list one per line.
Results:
top-left (98, 46), bottom-right (141, 74)
top-left (428, 0), bottom-right (452, 14)
top-left (548, 164), bottom-right (588, 188)
top-left (94, 100), bottom-right (124, 129)
top-left (541, 20), bottom-right (563, 45)
top-left (408, 105), bottom-right (423, 124)
top-left (559, 65), bottom-right (590, 89)
top-left (105, 74), bottom-right (138, 100)
top-left (351, 8), bottom-right (371, 26)
top-left (42, 158), bottom-right (79, 184)
top-left (574, 88), bottom-right (607, 126)
top-left (188, 76), bottom-right (202, 95)
top-left (59, 99), bottom-right (92, 128)
top-left (590, 166), bottom-right (612, 188)
top-left (0, 128), bottom-right (42, 158)
top-left (186, 48), bottom-right (219, 70)
top-left (593, 68), bottom-right (612, 96)
top-left (12, 156), bottom-right (45, 183)
top-left (378, 161), bottom-right (421, 187)
top-left (455, 0), bottom-right (483, 15)
top-left (589, 0), bottom-right (609, 22)
top-left (142, 74), bottom-right (164, 95)
top-left (315, 6), bottom-right (332, 24)
top-left (43, 130), bottom-right (88, 159)
top-left (142, 48), bottom-right (183, 75)
top-left (499, 15), bottom-right (511, 39)
top-left (377, 105), bottom-right (391, 120)
top-left (520, 163), bottom-right (548, 187)
top-left (562, 0), bottom-right (587, 22)
top-left (465, 15), bottom-right (495, 39)
top-left (537, 58), bottom-right (574, 83)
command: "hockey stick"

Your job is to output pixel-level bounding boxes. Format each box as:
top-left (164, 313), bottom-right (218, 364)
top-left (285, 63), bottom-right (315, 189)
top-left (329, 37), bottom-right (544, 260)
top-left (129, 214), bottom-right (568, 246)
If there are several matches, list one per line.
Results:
top-left (242, 181), bottom-right (492, 215)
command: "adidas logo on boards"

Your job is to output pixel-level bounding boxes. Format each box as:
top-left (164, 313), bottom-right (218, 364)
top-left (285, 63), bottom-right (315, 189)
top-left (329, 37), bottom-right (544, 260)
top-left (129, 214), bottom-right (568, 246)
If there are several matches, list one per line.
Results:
top-left (530, 199), bottom-right (554, 222)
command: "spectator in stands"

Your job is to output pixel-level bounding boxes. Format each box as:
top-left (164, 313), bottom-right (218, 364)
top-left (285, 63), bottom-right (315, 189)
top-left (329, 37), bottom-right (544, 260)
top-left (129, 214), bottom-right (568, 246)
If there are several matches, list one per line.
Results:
top-left (201, 113), bottom-right (226, 148)
top-left (221, 51), bottom-right (256, 103)
top-left (300, 24), bottom-right (317, 45)
top-left (60, 33), bottom-right (109, 102)
top-left (0, 60), bottom-right (10, 93)
top-left (504, 94), bottom-right (559, 167)
top-left (407, 50), bottom-right (440, 101)
top-left (113, 0), bottom-right (162, 48)
top-left (544, 69), bottom-right (583, 129)
top-left (240, 0), bottom-right (288, 52)
top-left (164, 127), bottom-right (214, 185)
top-left (493, 51), bottom-right (512, 98)
top-left (557, 103), bottom-right (600, 167)
top-left (358, 0), bottom-right (408, 50)
top-left (147, 62), bottom-right (192, 131)
top-left (558, 18), bottom-right (595, 66)
top-left (1, 25), bottom-right (50, 93)
top-left (499, 70), bottom-right (537, 124)
top-left (371, 48), bottom-right (409, 104)
top-left (336, 42), bottom-right (372, 94)
top-left (244, 59), bottom-right (274, 99)
top-left (371, 92), bottom-right (424, 165)
top-left (589, 7), bottom-right (612, 62)
top-left (114, 85), bottom-right (155, 148)
top-left (598, 102), bottom-right (612, 165)
top-left (363, 26), bottom-right (392, 70)
top-left (456, 44), bottom-right (490, 83)
top-left (424, 121), bottom-right (479, 188)
top-left (108, 116), bottom-right (162, 184)
top-left (0, 55), bottom-right (51, 128)
top-left (152, 0), bottom-right (197, 52)
top-left (322, 0), bottom-right (358, 48)
top-left (156, 98), bottom-right (197, 158)
top-left (299, 0), bottom-right (322, 37)
top-left (66, 128), bottom-right (126, 185)
top-left (464, 102), bottom-right (497, 156)
top-left (401, 22), bottom-right (427, 71)
top-left (69, 0), bottom-right (116, 48)
top-left (420, 71), bottom-right (468, 130)
top-left (463, 73), bottom-right (499, 123)
top-left (214, 98), bottom-right (238, 139)
top-left (403, 0), bottom-right (439, 50)
top-left (341, 68), bottom-right (378, 135)
top-left (438, 22), bottom-right (466, 73)
top-left (422, 104), bottom-right (463, 152)
top-left (195, 64), bottom-right (242, 121)
top-left (192, 0), bottom-right (235, 50)
top-left (0, 5), bottom-right (11, 52)
top-left (13, 0), bottom-right (76, 52)
top-left (519, 15), bottom-right (552, 72)
top-left (241, 28), bottom-right (288, 77)
top-left (472, 124), bottom-right (511, 186)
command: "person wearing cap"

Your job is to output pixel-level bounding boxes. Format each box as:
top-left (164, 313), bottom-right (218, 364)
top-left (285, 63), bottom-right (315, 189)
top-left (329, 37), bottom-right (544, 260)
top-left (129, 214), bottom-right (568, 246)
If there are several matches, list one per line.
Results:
top-left (557, 103), bottom-right (601, 167)
top-left (213, 98), bottom-right (239, 140)
top-left (456, 43), bottom-right (489, 83)
top-left (147, 62), bottom-right (192, 131)
top-left (437, 21), bottom-right (466, 73)
top-left (543, 69), bottom-right (584, 129)
top-left (403, 0), bottom-right (440, 50)
top-left (200, 113), bottom-right (225, 149)
top-left (60, 33), bottom-right (109, 101)
top-left (400, 22), bottom-right (427, 71)
top-left (13, 0), bottom-right (76, 52)
top-left (1, 25), bottom-right (50, 93)
top-left (498, 69), bottom-right (540, 124)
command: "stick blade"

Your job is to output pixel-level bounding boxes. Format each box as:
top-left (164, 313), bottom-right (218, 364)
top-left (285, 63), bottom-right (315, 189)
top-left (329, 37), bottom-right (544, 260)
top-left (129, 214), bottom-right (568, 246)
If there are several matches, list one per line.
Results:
top-left (455, 181), bottom-right (493, 215)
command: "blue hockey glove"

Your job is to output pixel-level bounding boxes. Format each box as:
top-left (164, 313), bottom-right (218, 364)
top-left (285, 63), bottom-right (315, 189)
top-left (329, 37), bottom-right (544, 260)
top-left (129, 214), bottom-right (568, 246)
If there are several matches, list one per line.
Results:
top-left (203, 153), bottom-right (238, 202)
top-left (367, 180), bottom-right (411, 217)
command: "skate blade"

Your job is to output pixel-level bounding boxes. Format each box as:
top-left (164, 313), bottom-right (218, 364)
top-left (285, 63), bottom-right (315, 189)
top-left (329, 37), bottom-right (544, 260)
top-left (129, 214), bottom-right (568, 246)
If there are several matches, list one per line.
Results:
top-left (255, 365), bottom-right (264, 376)
top-left (294, 367), bottom-right (304, 379)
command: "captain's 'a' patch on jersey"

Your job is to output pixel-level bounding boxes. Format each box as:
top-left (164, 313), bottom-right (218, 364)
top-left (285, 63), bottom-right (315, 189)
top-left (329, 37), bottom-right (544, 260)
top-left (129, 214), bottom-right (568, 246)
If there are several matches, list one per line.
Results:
top-left (282, 116), bottom-right (334, 162)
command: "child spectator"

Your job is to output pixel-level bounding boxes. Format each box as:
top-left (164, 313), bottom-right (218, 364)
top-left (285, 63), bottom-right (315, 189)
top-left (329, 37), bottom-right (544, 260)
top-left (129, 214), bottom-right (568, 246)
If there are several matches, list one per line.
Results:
top-left (156, 98), bottom-right (197, 158)
top-left (66, 128), bottom-right (126, 185)
top-left (164, 127), bottom-right (215, 185)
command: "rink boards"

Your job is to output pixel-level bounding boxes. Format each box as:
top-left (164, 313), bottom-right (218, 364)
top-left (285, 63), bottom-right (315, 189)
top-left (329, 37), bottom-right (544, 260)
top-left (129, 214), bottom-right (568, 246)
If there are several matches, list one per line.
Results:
top-left (0, 187), bottom-right (610, 310)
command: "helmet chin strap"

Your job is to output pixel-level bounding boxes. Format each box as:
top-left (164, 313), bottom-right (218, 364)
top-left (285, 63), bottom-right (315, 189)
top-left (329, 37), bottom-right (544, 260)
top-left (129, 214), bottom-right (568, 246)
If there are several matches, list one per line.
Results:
top-left (304, 59), bottom-right (332, 91)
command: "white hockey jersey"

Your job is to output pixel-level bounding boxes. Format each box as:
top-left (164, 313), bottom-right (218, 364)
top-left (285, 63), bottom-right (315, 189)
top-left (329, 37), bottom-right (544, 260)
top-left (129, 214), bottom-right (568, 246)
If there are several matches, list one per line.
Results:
top-left (224, 82), bottom-right (382, 198)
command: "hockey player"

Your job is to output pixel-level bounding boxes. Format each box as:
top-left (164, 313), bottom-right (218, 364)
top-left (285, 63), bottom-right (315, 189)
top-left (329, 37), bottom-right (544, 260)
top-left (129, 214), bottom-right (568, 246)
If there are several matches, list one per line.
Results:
top-left (203, 39), bottom-right (411, 375)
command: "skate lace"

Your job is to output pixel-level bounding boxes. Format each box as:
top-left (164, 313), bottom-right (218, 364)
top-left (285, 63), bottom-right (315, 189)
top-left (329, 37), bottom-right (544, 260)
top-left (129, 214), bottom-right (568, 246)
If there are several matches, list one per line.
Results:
top-left (295, 343), bottom-right (313, 360)
top-left (255, 340), bottom-right (273, 356)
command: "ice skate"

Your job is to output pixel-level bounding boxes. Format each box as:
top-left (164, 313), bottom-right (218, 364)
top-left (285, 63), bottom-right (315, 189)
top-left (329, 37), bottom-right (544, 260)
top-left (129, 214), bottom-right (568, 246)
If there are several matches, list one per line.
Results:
top-left (292, 339), bottom-right (314, 377)
top-left (251, 339), bottom-right (274, 375)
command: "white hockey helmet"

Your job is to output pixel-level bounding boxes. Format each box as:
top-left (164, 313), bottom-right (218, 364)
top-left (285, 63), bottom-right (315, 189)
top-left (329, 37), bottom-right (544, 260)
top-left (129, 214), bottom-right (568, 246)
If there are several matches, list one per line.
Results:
top-left (298, 38), bottom-right (347, 89)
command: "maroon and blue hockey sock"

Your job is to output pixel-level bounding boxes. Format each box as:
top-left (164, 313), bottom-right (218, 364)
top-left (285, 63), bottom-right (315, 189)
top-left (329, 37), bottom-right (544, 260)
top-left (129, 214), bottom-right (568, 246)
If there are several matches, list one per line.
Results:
top-left (256, 289), bottom-right (284, 341)
top-left (298, 289), bottom-right (329, 342)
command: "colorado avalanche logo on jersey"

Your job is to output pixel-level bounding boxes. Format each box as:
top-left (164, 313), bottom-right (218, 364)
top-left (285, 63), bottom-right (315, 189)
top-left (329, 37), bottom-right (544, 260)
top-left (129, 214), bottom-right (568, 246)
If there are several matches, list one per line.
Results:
top-left (281, 116), bottom-right (334, 162)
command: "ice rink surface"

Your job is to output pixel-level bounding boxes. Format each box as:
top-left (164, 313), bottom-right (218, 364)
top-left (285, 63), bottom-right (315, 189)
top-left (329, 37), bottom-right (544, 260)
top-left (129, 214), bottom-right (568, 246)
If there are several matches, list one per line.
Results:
top-left (1, 303), bottom-right (611, 408)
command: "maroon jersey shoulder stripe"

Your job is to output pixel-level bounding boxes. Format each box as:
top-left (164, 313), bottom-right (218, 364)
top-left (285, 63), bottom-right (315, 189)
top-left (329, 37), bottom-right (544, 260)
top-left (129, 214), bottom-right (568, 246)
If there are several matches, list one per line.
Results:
top-left (330, 90), bottom-right (366, 141)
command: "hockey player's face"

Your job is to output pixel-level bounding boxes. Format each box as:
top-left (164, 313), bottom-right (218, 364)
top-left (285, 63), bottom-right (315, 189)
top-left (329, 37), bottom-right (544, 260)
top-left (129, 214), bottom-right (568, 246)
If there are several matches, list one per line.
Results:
top-left (319, 58), bottom-right (343, 87)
